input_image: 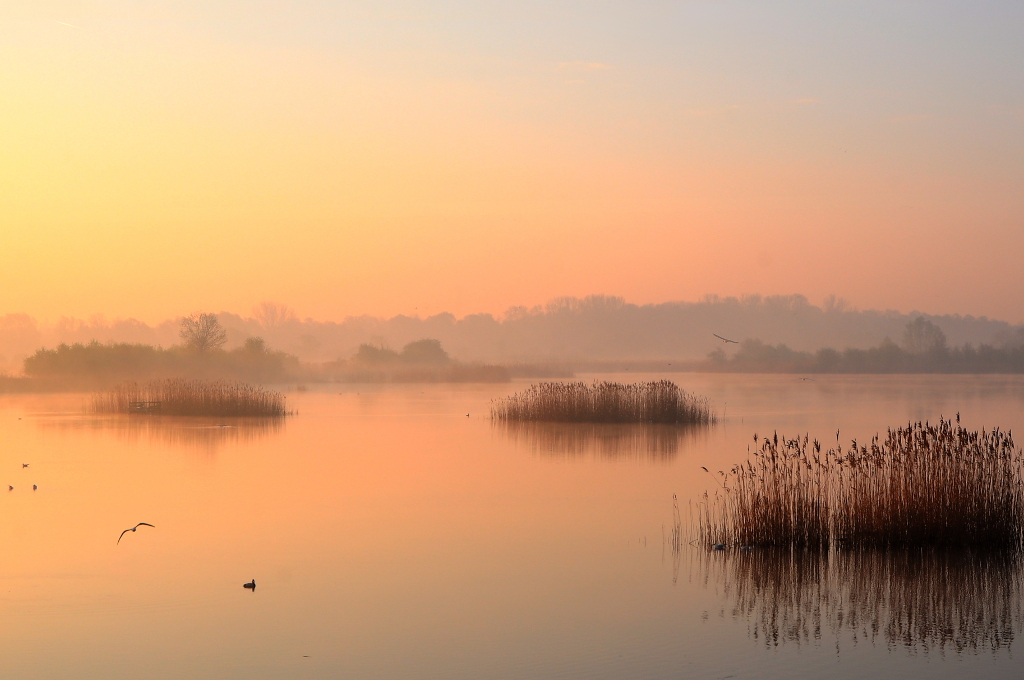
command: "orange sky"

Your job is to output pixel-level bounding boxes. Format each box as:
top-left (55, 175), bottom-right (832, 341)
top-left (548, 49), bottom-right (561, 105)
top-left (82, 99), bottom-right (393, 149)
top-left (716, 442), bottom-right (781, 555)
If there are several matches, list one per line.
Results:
top-left (2, 3), bottom-right (1023, 324)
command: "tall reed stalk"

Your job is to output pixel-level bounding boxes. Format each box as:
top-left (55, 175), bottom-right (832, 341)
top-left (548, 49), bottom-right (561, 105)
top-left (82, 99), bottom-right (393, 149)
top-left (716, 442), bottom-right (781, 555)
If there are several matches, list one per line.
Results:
top-left (92, 379), bottom-right (287, 417)
top-left (698, 417), bottom-right (1024, 550)
top-left (491, 380), bottom-right (714, 424)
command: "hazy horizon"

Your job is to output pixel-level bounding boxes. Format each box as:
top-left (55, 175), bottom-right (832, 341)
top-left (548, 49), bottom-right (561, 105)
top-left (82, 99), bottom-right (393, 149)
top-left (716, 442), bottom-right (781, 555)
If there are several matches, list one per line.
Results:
top-left (4, 2), bottom-right (1023, 325)
top-left (3, 293), bottom-right (1022, 371)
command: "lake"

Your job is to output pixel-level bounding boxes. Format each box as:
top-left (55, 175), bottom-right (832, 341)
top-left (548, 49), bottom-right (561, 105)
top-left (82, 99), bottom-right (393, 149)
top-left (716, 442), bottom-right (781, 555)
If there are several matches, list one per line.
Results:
top-left (2, 373), bottom-right (1024, 679)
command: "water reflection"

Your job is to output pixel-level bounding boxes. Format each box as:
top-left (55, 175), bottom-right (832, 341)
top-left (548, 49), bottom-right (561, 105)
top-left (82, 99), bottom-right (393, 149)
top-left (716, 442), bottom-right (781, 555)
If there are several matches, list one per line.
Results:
top-left (699, 547), bottom-right (1023, 654)
top-left (495, 421), bottom-right (706, 460)
top-left (37, 414), bottom-right (285, 450)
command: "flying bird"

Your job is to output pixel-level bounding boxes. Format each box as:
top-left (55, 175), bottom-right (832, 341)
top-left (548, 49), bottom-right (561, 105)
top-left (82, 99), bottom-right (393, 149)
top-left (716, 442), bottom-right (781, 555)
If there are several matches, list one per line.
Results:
top-left (117, 523), bottom-right (155, 544)
top-left (22, 463), bottom-right (29, 468)
top-left (713, 334), bottom-right (739, 344)
top-left (243, 579), bottom-right (256, 590)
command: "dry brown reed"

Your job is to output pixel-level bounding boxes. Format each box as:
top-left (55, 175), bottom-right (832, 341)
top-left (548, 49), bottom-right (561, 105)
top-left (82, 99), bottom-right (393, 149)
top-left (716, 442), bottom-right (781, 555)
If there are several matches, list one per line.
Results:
top-left (699, 547), bottom-right (1022, 653)
top-left (92, 379), bottom-right (287, 417)
top-left (491, 380), bottom-right (715, 424)
top-left (697, 417), bottom-right (1024, 550)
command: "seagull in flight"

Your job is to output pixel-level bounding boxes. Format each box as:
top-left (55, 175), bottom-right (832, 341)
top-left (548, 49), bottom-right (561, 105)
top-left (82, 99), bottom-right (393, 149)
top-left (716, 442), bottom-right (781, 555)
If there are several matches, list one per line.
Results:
top-left (713, 333), bottom-right (739, 344)
top-left (118, 523), bottom-right (155, 544)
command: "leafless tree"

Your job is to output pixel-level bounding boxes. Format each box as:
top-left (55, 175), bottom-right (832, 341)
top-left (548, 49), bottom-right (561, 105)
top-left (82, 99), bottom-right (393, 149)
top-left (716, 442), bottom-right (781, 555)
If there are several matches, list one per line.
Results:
top-left (253, 302), bottom-right (295, 330)
top-left (902, 317), bottom-right (947, 354)
top-left (180, 312), bottom-right (227, 352)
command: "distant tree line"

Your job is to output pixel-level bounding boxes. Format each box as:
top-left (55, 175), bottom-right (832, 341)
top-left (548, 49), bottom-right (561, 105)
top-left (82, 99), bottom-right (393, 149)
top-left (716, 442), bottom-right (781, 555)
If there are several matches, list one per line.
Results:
top-left (4, 295), bottom-right (1024, 369)
top-left (10, 314), bottom-right (508, 389)
top-left (704, 318), bottom-right (1024, 373)
top-left (322, 338), bottom-right (509, 383)
top-left (21, 313), bottom-right (298, 388)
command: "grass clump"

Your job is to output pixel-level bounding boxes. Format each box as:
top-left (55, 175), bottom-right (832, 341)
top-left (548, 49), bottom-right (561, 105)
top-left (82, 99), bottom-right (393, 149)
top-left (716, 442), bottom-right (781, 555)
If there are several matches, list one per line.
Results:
top-left (491, 380), bottom-right (714, 424)
top-left (93, 379), bottom-right (287, 417)
top-left (697, 417), bottom-right (1024, 550)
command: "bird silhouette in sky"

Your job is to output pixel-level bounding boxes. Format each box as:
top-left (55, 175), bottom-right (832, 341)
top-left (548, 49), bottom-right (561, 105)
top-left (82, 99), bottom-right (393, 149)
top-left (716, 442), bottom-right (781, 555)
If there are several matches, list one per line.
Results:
top-left (713, 334), bottom-right (739, 344)
top-left (118, 523), bottom-right (155, 544)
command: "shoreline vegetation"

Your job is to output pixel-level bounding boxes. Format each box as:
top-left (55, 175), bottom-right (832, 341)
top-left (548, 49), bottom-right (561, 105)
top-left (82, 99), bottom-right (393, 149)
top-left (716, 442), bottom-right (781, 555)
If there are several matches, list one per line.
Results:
top-left (701, 317), bottom-right (1024, 374)
top-left (0, 313), bottom-right (532, 391)
top-left (697, 417), bottom-right (1024, 551)
top-left (93, 379), bottom-right (288, 417)
top-left (492, 380), bottom-right (715, 425)
top-left (6, 314), bottom-right (1024, 395)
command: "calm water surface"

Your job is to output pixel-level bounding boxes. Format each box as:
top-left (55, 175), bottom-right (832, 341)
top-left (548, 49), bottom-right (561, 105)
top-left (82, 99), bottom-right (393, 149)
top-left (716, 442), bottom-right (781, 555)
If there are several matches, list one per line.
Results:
top-left (2, 373), bottom-right (1024, 679)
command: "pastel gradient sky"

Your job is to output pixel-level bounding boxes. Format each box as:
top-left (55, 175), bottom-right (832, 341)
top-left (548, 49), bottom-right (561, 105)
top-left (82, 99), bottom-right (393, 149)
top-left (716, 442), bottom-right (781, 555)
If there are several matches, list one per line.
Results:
top-left (2, 1), bottom-right (1022, 323)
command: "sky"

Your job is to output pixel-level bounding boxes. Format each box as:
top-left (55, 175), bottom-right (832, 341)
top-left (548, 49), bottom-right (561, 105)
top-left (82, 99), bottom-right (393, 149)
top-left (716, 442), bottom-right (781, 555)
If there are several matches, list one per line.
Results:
top-left (2, 1), bottom-right (1022, 324)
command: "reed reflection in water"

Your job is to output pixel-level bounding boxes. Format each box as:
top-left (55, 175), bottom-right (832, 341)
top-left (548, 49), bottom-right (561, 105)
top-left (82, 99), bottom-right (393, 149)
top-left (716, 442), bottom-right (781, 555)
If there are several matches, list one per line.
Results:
top-left (37, 414), bottom-right (285, 450)
top-left (496, 420), bottom-right (707, 460)
top-left (698, 546), bottom-right (1023, 655)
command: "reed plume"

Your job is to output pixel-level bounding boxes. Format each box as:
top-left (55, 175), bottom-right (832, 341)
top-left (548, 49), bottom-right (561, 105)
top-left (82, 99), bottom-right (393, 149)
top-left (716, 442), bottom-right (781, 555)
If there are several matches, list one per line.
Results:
top-left (698, 417), bottom-right (1024, 550)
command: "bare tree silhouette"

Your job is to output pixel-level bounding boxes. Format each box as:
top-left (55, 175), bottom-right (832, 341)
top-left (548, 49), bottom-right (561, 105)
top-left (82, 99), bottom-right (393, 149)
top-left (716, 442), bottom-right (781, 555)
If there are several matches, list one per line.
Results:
top-left (179, 313), bottom-right (227, 352)
top-left (253, 302), bottom-right (295, 330)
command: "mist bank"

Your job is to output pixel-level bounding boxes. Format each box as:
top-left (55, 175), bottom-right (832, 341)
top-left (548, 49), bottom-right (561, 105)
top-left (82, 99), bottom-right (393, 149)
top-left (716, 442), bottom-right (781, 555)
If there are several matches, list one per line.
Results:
top-left (2, 295), bottom-right (1023, 372)
top-left (703, 318), bottom-right (1024, 374)
top-left (4, 336), bottom-right (511, 391)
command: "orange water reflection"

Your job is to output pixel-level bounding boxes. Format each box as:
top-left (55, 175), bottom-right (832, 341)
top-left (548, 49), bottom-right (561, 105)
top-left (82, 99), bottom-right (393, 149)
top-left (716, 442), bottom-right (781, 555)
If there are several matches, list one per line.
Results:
top-left (1, 376), bottom-right (1024, 679)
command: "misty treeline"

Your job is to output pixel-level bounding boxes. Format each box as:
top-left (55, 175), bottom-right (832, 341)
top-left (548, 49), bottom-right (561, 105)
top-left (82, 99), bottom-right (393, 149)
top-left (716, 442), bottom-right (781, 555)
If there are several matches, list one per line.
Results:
top-left (18, 314), bottom-right (299, 389)
top-left (2, 297), bottom-right (1022, 373)
top-left (9, 313), bottom-right (508, 389)
top-left (706, 317), bottom-right (1024, 373)
top-left (324, 338), bottom-right (509, 383)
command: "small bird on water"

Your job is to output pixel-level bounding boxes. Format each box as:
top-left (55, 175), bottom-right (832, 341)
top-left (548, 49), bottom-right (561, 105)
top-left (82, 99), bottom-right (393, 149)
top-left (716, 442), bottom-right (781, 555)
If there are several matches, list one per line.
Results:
top-left (32, 485), bottom-right (37, 491)
top-left (243, 579), bottom-right (256, 590)
top-left (117, 523), bottom-right (155, 544)
top-left (7, 486), bottom-right (12, 491)
top-left (22, 463), bottom-right (28, 468)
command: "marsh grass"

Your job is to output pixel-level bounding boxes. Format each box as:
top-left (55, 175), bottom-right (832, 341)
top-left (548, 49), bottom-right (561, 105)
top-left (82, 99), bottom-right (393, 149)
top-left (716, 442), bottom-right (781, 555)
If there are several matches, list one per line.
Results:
top-left (93, 379), bottom-right (287, 417)
top-left (697, 417), bottom-right (1024, 550)
top-left (491, 380), bottom-right (714, 424)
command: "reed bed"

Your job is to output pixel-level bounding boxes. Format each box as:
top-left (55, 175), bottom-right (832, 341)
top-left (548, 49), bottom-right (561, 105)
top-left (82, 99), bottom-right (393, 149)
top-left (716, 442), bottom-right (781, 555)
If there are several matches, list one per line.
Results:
top-left (697, 417), bottom-right (1024, 550)
top-left (93, 379), bottom-right (287, 417)
top-left (491, 380), bottom-right (715, 424)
